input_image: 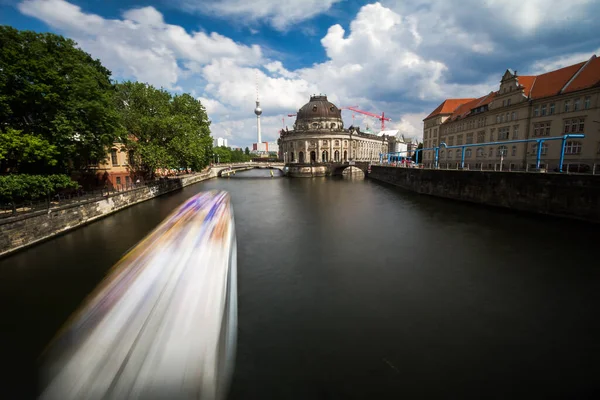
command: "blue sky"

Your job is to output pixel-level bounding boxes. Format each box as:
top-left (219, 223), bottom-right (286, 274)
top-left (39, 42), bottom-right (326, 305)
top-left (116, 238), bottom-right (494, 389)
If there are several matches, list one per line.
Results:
top-left (2, 0), bottom-right (600, 147)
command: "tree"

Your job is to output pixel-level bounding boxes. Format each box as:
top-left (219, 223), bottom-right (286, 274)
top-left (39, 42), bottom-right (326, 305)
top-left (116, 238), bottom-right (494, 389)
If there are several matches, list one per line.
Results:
top-left (0, 128), bottom-right (59, 174)
top-left (0, 26), bottom-right (121, 172)
top-left (114, 82), bottom-right (212, 177)
top-left (412, 142), bottom-right (423, 163)
top-left (244, 147), bottom-right (250, 156)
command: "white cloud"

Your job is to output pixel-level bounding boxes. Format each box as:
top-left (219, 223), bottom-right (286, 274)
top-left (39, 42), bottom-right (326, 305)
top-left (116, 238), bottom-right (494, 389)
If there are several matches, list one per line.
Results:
top-left (17, 0), bottom-right (599, 148)
top-left (18, 0), bottom-right (262, 89)
top-left (174, 0), bottom-right (343, 31)
top-left (530, 49), bottom-right (599, 74)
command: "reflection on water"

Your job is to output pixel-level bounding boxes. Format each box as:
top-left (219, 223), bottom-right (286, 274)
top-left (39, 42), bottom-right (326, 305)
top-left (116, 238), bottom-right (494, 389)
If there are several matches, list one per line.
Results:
top-left (0, 171), bottom-right (598, 398)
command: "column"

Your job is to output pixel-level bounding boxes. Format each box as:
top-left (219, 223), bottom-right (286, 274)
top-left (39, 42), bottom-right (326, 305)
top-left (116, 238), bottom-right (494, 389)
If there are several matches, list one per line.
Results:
top-left (317, 140), bottom-right (321, 163)
top-left (330, 140), bottom-right (334, 162)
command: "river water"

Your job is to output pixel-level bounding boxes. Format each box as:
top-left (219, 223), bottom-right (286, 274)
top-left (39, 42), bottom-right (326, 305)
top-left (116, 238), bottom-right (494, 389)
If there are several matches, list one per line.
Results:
top-left (1, 169), bottom-right (598, 398)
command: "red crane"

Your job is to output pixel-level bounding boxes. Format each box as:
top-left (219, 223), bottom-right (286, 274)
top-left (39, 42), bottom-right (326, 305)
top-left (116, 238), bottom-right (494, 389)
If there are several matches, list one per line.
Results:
top-left (345, 107), bottom-right (391, 131)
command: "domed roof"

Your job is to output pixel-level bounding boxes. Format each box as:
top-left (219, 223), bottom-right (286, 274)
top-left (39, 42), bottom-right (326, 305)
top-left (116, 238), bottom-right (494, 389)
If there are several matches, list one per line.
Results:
top-left (296, 95), bottom-right (341, 120)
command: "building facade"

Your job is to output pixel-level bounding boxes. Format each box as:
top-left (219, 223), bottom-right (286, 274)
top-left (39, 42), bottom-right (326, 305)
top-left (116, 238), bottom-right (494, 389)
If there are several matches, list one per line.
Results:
top-left (214, 137), bottom-right (228, 148)
top-left (423, 55), bottom-right (600, 171)
top-left (87, 142), bottom-right (134, 189)
top-left (279, 95), bottom-right (388, 176)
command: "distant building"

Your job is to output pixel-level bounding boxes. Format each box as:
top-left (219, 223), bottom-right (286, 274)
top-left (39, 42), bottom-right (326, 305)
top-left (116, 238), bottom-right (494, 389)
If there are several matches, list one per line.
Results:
top-left (377, 130), bottom-right (418, 157)
top-left (213, 137), bottom-right (228, 148)
top-left (423, 55), bottom-right (600, 170)
top-left (252, 141), bottom-right (279, 153)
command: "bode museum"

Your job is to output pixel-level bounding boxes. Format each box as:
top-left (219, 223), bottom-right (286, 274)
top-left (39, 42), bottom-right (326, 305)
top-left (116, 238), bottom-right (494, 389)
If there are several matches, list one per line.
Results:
top-left (278, 95), bottom-right (389, 177)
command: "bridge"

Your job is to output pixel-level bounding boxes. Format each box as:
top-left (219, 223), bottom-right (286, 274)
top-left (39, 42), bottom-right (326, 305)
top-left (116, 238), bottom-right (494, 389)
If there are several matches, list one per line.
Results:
top-left (214, 162), bottom-right (285, 177)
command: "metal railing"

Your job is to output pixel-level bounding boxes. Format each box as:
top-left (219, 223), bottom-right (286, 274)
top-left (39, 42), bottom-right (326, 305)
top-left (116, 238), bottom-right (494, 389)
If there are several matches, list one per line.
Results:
top-left (377, 134), bottom-right (598, 174)
top-left (0, 172), bottom-right (211, 219)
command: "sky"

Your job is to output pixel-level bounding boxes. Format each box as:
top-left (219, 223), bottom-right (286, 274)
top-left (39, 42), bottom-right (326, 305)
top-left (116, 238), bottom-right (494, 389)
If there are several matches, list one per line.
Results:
top-left (2, 0), bottom-right (600, 148)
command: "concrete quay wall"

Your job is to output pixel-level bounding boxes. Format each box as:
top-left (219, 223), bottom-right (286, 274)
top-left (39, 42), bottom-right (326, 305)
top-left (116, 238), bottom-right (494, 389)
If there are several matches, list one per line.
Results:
top-left (0, 172), bottom-right (213, 258)
top-left (369, 166), bottom-right (600, 222)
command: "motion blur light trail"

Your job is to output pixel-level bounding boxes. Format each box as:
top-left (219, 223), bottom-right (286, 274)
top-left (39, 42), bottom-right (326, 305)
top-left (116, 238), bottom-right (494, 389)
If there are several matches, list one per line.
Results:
top-left (39, 191), bottom-right (238, 400)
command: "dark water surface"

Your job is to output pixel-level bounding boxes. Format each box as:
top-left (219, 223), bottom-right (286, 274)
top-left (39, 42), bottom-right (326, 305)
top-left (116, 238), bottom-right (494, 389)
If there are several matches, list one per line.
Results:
top-left (1, 169), bottom-right (598, 399)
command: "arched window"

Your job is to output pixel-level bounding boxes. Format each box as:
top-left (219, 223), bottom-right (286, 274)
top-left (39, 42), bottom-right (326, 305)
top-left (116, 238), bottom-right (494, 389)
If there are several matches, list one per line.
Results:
top-left (335, 140), bottom-right (340, 146)
top-left (477, 148), bottom-right (484, 158)
top-left (331, 123), bottom-right (336, 129)
top-left (299, 151), bottom-right (304, 163)
top-left (322, 150), bottom-right (328, 162)
top-left (466, 148), bottom-right (472, 158)
top-left (334, 150), bottom-right (340, 162)
top-left (448, 150), bottom-right (453, 159)
top-left (310, 151), bottom-right (316, 162)
top-left (344, 150), bottom-right (348, 161)
top-left (290, 152), bottom-right (295, 162)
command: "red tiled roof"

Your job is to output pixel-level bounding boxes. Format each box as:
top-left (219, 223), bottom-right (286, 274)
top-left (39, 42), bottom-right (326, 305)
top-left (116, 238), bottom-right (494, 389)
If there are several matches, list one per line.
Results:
top-left (424, 98), bottom-right (475, 120)
top-left (529, 62), bottom-right (586, 99)
top-left (562, 56), bottom-right (600, 94)
top-left (515, 76), bottom-right (536, 97)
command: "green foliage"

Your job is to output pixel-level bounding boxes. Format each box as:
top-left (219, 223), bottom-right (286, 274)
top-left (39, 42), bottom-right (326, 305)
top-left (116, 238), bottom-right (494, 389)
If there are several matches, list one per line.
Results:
top-left (114, 82), bottom-right (212, 177)
top-left (0, 127), bottom-right (59, 173)
top-left (0, 174), bottom-right (78, 203)
top-left (0, 26), bottom-right (121, 172)
top-left (212, 146), bottom-right (253, 163)
top-left (244, 147), bottom-right (250, 156)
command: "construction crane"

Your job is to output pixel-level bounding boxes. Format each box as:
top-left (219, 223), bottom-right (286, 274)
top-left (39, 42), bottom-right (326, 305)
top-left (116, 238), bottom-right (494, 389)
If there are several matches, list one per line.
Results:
top-left (340, 106), bottom-right (358, 126)
top-left (345, 107), bottom-right (391, 131)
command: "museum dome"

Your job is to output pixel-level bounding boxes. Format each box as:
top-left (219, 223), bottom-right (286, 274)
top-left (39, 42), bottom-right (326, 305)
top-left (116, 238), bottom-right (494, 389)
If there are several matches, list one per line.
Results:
top-left (294, 95), bottom-right (344, 131)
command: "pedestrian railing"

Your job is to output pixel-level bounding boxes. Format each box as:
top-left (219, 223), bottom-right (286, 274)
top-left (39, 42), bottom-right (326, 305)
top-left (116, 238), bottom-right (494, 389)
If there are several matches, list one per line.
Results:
top-left (0, 172), bottom-right (211, 220)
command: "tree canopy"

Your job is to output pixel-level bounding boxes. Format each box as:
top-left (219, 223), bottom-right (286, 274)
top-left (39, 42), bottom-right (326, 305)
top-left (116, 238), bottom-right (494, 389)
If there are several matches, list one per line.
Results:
top-left (114, 81), bottom-right (213, 177)
top-left (0, 26), bottom-right (121, 172)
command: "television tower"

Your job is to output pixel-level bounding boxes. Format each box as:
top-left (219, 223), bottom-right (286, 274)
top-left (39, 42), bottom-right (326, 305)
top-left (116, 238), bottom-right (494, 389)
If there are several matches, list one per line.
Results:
top-left (254, 72), bottom-right (262, 144)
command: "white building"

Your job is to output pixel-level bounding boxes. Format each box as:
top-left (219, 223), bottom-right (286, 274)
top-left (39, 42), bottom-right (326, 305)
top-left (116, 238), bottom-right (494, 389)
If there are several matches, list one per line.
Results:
top-left (213, 137), bottom-right (228, 148)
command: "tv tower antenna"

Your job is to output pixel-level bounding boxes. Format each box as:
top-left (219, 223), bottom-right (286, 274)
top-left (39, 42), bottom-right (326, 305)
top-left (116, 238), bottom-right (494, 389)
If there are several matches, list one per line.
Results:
top-left (254, 70), bottom-right (262, 144)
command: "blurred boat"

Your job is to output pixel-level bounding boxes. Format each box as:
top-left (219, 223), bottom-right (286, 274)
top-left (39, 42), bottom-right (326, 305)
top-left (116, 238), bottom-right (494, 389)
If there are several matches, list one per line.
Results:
top-left (39, 190), bottom-right (237, 400)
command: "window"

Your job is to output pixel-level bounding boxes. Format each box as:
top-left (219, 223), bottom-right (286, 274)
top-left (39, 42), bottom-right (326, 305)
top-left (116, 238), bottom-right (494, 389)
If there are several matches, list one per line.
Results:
top-left (489, 147), bottom-right (494, 157)
top-left (564, 118), bottom-right (584, 133)
top-left (335, 140), bottom-right (340, 146)
top-left (448, 136), bottom-right (454, 146)
top-left (564, 100), bottom-right (570, 112)
top-left (511, 146), bottom-right (517, 156)
top-left (550, 103), bottom-right (555, 114)
top-left (533, 143), bottom-right (548, 155)
top-left (457, 134), bottom-right (464, 145)
top-left (534, 106), bottom-right (540, 117)
top-left (466, 148), bottom-right (472, 158)
top-left (498, 127), bottom-right (510, 140)
top-left (541, 104), bottom-right (547, 116)
top-left (574, 98), bottom-right (580, 111)
top-left (534, 122), bottom-right (551, 136)
top-left (477, 131), bottom-right (485, 143)
top-left (496, 115), bottom-right (500, 123)
top-left (584, 96), bottom-right (591, 110)
top-left (489, 128), bottom-right (495, 142)
top-left (448, 150), bottom-right (453, 159)
top-left (565, 141), bottom-right (582, 155)
top-left (501, 114), bottom-right (505, 123)
top-left (502, 100), bottom-right (506, 107)
top-left (424, 131), bottom-right (428, 139)
top-left (441, 150), bottom-right (445, 159)
top-left (466, 132), bottom-right (474, 144)
top-left (111, 149), bottom-right (118, 166)
top-left (434, 128), bottom-right (438, 136)
top-left (116, 177), bottom-right (121, 185)
top-left (507, 99), bottom-right (511, 106)
top-left (477, 148), bottom-right (484, 158)
top-left (511, 111), bottom-right (516, 121)
top-left (497, 146), bottom-right (508, 156)
top-left (513, 126), bottom-right (519, 139)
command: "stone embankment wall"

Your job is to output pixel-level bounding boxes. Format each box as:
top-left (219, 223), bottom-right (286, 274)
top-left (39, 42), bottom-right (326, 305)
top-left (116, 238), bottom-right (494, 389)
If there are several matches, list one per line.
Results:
top-left (369, 166), bottom-right (600, 222)
top-left (0, 172), bottom-right (213, 257)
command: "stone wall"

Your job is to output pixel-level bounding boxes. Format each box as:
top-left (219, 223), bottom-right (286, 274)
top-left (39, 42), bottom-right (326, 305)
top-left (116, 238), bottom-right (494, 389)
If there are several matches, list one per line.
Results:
top-left (0, 172), bottom-right (213, 257)
top-left (369, 166), bottom-right (600, 222)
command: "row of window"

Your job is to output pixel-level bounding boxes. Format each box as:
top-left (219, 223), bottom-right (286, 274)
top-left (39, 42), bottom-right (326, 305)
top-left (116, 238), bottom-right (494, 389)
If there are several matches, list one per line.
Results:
top-left (495, 111), bottom-right (518, 124)
top-left (434, 141), bottom-right (584, 159)
top-left (534, 96), bottom-right (591, 117)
